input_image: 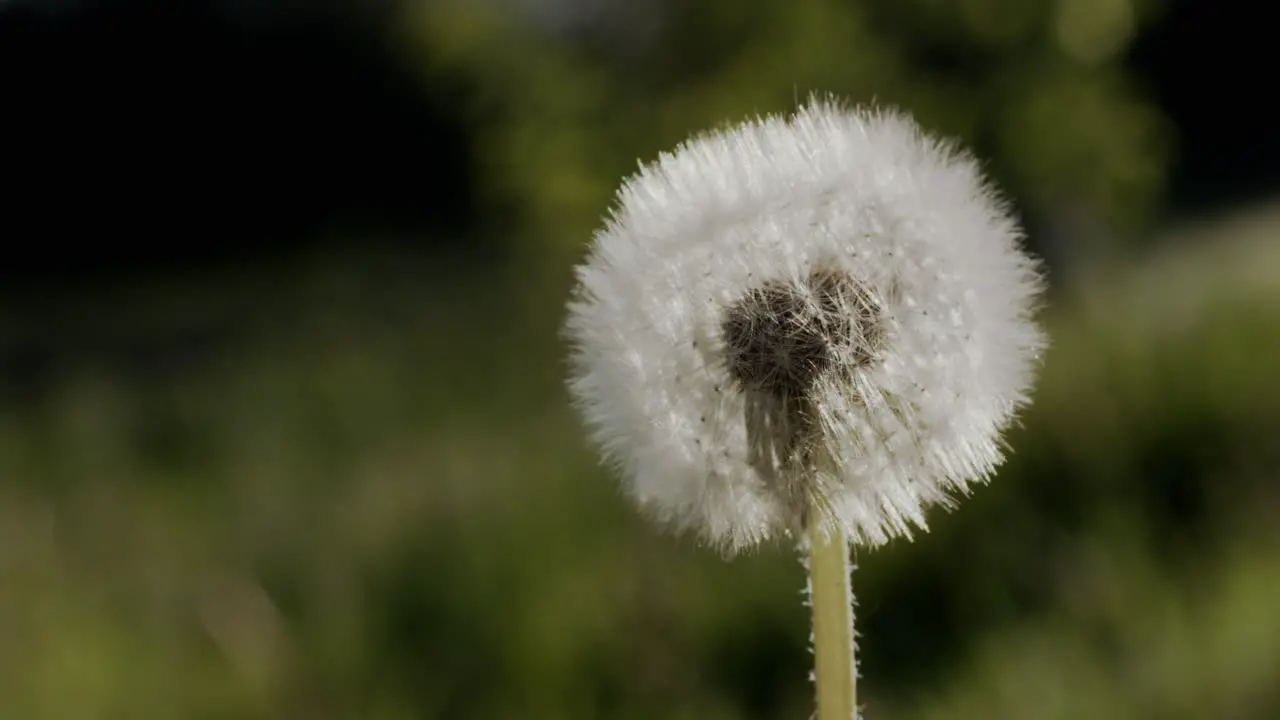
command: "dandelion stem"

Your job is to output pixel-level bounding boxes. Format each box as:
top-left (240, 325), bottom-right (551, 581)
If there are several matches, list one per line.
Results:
top-left (807, 521), bottom-right (857, 719)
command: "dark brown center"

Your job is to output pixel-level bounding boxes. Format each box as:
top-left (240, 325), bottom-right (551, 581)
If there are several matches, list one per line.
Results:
top-left (721, 269), bottom-right (882, 399)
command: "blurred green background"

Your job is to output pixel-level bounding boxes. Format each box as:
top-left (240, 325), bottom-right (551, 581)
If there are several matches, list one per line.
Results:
top-left (1, 0), bottom-right (1278, 718)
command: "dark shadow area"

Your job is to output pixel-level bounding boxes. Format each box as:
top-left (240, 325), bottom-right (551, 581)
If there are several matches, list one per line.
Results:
top-left (0, 0), bottom-right (477, 289)
top-left (1128, 0), bottom-right (1279, 212)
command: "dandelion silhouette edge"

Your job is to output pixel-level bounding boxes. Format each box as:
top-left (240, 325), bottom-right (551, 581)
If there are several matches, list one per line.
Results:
top-left (565, 96), bottom-right (1045, 555)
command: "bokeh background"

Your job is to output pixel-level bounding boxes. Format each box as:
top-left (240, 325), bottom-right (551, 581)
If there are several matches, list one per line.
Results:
top-left (2, 1), bottom-right (1278, 718)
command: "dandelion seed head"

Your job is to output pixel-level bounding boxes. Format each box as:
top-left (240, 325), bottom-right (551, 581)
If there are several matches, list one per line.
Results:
top-left (565, 96), bottom-right (1045, 554)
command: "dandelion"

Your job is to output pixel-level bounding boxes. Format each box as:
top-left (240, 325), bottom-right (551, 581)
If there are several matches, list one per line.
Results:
top-left (565, 96), bottom-right (1044, 719)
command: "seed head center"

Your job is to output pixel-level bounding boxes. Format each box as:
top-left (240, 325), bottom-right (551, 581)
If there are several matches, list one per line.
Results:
top-left (721, 269), bottom-right (882, 398)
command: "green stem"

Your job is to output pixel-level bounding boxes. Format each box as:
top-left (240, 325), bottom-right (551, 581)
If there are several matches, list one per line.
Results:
top-left (808, 521), bottom-right (857, 720)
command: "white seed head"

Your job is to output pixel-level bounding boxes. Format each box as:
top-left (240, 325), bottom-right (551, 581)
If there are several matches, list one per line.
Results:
top-left (564, 96), bottom-right (1045, 555)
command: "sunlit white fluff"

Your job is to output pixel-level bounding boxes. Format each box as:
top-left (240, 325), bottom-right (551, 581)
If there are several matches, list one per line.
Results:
top-left (565, 96), bottom-right (1044, 555)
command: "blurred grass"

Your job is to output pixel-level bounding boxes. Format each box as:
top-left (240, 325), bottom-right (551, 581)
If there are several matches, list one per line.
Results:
top-left (1, 201), bottom-right (1278, 718)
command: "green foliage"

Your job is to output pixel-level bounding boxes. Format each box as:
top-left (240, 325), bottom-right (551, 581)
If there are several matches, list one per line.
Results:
top-left (1, 202), bottom-right (1278, 717)
top-left (398, 0), bottom-right (1172, 255)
